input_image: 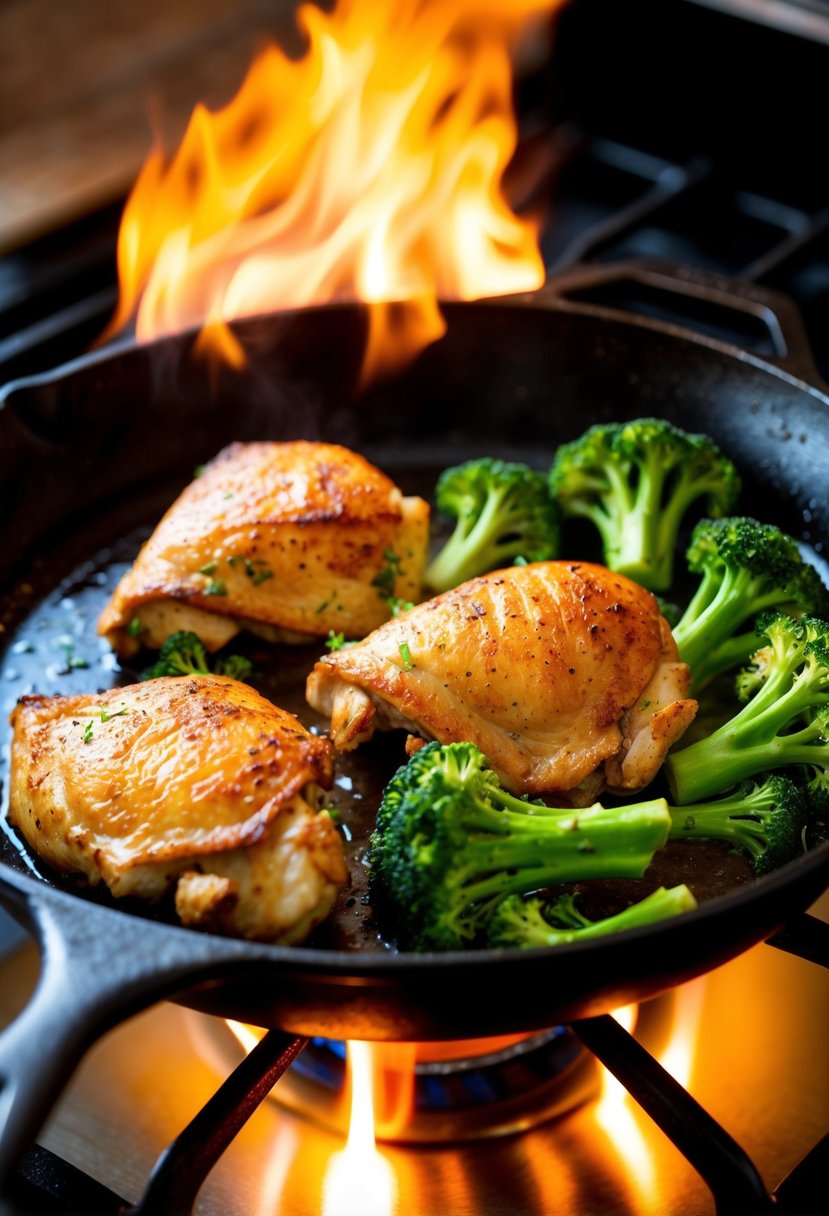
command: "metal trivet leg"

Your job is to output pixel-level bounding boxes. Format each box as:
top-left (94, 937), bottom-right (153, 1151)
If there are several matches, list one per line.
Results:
top-left (125, 1029), bottom-right (307, 1216)
top-left (768, 911), bottom-right (829, 970)
top-left (571, 1014), bottom-right (774, 1216)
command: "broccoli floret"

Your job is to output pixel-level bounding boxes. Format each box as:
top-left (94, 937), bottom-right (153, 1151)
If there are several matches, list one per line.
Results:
top-left (672, 517), bottom-right (829, 691)
top-left (369, 741), bottom-right (671, 951)
top-left (424, 458), bottom-right (559, 593)
top-left (142, 631), bottom-right (210, 677)
top-left (215, 653), bottom-right (256, 680)
top-left (667, 774), bottom-right (807, 874)
top-left (549, 418), bottom-right (740, 592)
top-left (141, 630), bottom-right (253, 682)
top-left (486, 885), bottom-right (697, 948)
top-left (665, 613), bottom-right (829, 804)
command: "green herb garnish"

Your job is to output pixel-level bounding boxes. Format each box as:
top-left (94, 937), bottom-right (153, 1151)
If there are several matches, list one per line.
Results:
top-left (99, 704), bottom-right (129, 723)
top-left (326, 631), bottom-right (347, 651)
top-left (205, 579), bottom-right (227, 597)
top-left (398, 641), bottom-right (413, 670)
top-left (199, 561), bottom-right (217, 576)
top-left (387, 597), bottom-right (414, 617)
top-left (59, 641), bottom-right (89, 671)
top-left (82, 720), bottom-right (94, 744)
top-left (372, 549), bottom-right (403, 599)
top-left (126, 617), bottom-right (145, 639)
top-left (228, 555), bottom-right (274, 586)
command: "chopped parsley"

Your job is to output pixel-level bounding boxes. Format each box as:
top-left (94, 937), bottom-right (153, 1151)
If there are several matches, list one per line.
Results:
top-left (387, 596), bottom-right (414, 617)
top-left (59, 640), bottom-right (88, 671)
top-left (199, 561), bottom-right (217, 576)
top-left (82, 720), bottom-right (94, 744)
top-left (228, 555), bottom-right (274, 586)
top-left (398, 641), bottom-right (413, 671)
top-left (326, 631), bottom-right (347, 651)
top-left (99, 704), bottom-right (129, 723)
top-left (372, 549), bottom-right (403, 599)
top-left (126, 617), bottom-right (145, 639)
top-left (205, 579), bottom-right (227, 597)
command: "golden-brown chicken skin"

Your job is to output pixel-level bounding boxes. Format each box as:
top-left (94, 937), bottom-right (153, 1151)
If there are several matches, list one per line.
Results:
top-left (306, 561), bottom-right (697, 798)
top-left (8, 676), bottom-right (348, 943)
top-left (99, 441), bottom-right (430, 655)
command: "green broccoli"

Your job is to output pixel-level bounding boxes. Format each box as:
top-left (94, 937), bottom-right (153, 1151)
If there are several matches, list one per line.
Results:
top-left (667, 774), bottom-right (807, 874)
top-left (486, 885), bottom-right (697, 949)
top-left (672, 517), bottom-right (829, 691)
top-left (665, 613), bottom-right (829, 805)
top-left (549, 418), bottom-right (740, 592)
top-left (424, 458), bottom-right (560, 593)
top-left (141, 630), bottom-right (254, 682)
top-left (369, 741), bottom-right (671, 951)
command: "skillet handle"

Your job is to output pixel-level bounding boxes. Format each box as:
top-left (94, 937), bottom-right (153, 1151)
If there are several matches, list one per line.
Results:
top-left (0, 879), bottom-right (257, 1192)
top-left (549, 258), bottom-right (825, 391)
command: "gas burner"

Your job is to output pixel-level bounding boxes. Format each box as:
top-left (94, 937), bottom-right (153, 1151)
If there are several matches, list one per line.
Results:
top-left (190, 1017), bottom-right (599, 1143)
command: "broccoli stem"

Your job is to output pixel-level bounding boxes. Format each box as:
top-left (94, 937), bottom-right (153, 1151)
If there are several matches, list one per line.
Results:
top-left (613, 462), bottom-right (704, 589)
top-left (426, 482), bottom-right (532, 590)
top-left (669, 795), bottom-right (772, 863)
top-left (666, 708), bottom-right (825, 804)
top-left (493, 885), bottom-right (697, 948)
top-left (571, 463), bottom-right (634, 558)
top-left (457, 799), bottom-right (672, 904)
top-left (684, 631), bottom-right (761, 692)
top-left (673, 567), bottom-right (799, 684)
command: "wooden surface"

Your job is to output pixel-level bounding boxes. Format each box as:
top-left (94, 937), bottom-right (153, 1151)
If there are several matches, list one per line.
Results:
top-left (0, 0), bottom-right (303, 252)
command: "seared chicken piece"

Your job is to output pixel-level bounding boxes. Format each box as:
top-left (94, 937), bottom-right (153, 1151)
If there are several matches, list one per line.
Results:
top-left (99, 441), bottom-right (430, 656)
top-left (8, 676), bottom-right (347, 942)
top-left (307, 561), bottom-right (697, 797)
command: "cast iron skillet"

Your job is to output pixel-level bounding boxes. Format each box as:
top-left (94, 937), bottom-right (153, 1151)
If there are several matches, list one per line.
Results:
top-left (1, 262), bottom-right (829, 1179)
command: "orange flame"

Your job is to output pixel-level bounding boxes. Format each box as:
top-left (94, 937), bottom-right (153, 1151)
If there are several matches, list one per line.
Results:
top-left (106, 0), bottom-right (562, 382)
top-left (593, 984), bottom-right (709, 1205)
top-left (323, 1042), bottom-right (396, 1216)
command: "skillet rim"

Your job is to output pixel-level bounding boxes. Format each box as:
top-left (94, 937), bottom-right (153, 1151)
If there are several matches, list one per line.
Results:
top-left (1, 286), bottom-right (828, 407)
top-left (2, 833), bottom-right (829, 973)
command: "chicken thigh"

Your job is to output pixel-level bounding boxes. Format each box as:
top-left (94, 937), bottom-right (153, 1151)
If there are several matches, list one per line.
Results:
top-left (307, 561), bottom-right (697, 797)
top-left (99, 441), bottom-right (430, 655)
top-left (8, 675), bottom-right (347, 942)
